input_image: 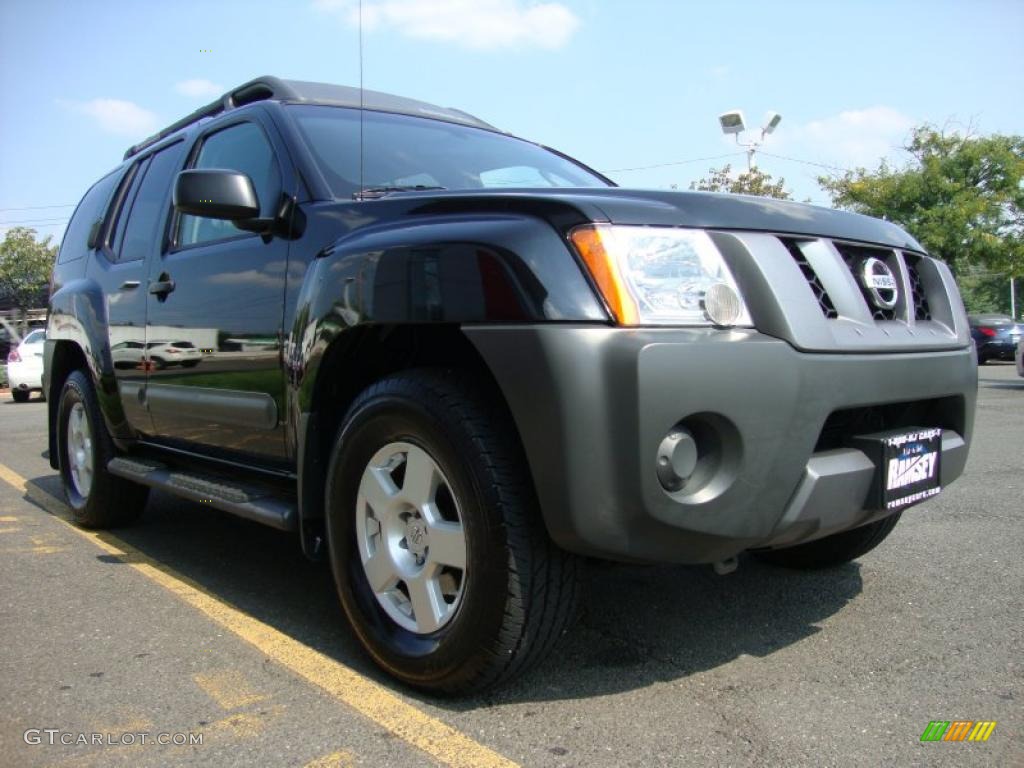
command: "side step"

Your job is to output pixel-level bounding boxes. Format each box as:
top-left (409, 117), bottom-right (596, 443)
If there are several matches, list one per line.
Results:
top-left (108, 457), bottom-right (297, 532)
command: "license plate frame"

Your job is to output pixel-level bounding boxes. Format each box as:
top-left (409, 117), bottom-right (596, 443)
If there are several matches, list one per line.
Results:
top-left (851, 427), bottom-right (942, 511)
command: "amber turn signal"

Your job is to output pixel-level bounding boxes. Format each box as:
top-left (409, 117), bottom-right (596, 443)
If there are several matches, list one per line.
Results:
top-left (569, 225), bottom-right (640, 325)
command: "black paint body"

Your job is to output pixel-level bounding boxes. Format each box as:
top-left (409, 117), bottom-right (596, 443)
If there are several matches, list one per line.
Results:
top-left (45, 92), bottom-right (973, 564)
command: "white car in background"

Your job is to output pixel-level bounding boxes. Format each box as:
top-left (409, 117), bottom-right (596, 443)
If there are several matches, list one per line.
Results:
top-left (7, 329), bottom-right (45, 403)
top-left (111, 340), bottom-right (203, 369)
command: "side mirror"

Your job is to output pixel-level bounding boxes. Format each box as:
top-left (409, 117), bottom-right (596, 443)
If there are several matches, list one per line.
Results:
top-left (173, 169), bottom-right (260, 220)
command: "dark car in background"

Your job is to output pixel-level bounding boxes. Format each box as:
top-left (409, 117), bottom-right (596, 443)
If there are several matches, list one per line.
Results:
top-left (969, 314), bottom-right (1023, 364)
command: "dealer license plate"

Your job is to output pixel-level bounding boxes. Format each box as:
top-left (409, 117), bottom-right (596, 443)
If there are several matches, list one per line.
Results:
top-left (851, 427), bottom-right (943, 511)
top-left (880, 428), bottom-right (942, 511)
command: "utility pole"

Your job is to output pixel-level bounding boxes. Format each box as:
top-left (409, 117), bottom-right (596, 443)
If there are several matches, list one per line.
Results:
top-left (1011, 277), bottom-right (1017, 319)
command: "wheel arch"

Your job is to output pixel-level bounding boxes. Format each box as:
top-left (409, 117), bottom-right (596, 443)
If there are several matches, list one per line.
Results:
top-left (295, 323), bottom-right (537, 560)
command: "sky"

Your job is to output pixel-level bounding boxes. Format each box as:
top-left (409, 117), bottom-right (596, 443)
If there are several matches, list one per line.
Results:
top-left (1, 0), bottom-right (1023, 243)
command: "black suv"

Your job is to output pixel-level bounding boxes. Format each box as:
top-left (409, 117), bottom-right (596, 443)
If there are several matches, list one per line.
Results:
top-left (46, 77), bottom-right (976, 693)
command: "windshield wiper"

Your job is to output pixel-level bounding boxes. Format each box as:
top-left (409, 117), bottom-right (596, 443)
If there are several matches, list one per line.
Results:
top-left (353, 185), bottom-right (447, 200)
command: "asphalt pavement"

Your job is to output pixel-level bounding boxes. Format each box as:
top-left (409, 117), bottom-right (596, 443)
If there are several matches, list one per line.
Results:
top-left (0, 364), bottom-right (1020, 767)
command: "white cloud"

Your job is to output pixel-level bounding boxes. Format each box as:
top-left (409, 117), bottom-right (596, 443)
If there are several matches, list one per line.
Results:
top-left (175, 78), bottom-right (224, 98)
top-left (787, 106), bottom-right (916, 171)
top-left (313, 0), bottom-right (579, 50)
top-left (60, 98), bottom-right (160, 138)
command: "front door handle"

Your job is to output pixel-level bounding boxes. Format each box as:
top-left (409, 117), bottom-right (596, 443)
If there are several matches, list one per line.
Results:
top-left (120, 280), bottom-right (140, 290)
top-left (149, 275), bottom-right (175, 299)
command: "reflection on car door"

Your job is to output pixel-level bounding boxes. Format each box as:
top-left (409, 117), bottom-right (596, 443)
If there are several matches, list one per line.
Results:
top-left (88, 141), bottom-right (187, 435)
top-left (144, 117), bottom-right (291, 463)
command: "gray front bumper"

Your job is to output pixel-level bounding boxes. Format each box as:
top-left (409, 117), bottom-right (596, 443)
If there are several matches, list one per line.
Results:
top-left (466, 325), bottom-right (976, 564)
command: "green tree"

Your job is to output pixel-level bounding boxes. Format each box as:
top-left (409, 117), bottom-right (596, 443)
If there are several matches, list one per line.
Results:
top-left (690, 164), bottom-right (792, 199)
top-left (0, 227), bottom-right (57, 326)
top-left (818, 126), bottom-right (1024, 279)
top-left (956, 267), bottom-right (1016, 316)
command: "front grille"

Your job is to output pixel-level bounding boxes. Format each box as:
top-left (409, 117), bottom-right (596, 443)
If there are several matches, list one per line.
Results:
top-left (905, 257), bottom-right (932, 321)
top-left (833, 243), bottom-right (899, 321)
top-left (781, 238), bottom-right (838, 319)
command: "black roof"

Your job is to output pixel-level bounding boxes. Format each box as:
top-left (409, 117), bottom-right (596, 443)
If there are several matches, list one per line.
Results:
top-left (124, 76), bottom-right (499, 160)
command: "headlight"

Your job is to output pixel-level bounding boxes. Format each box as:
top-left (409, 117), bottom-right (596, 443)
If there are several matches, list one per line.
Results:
top-left (570, 224), bottom-right (752, 327)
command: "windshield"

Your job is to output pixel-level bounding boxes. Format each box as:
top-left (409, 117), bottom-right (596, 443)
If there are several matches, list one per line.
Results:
top-left (22, 330), bottom-right (45, 345)
top-left (286, 105), bottom-right (610, 198)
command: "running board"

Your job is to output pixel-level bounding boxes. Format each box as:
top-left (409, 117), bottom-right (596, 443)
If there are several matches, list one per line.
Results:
top-left (107, 457), bottom-right (297, 532)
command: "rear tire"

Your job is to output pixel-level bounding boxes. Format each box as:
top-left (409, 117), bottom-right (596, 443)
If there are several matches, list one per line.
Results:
top-left (754, 513), bottom-right (902, 569)
top-left (326, 368), bottom-right (580, 694)
top-left (56, 370), bottom-right (148, 528)
top-left (12, 389), bottom-right (30, 403)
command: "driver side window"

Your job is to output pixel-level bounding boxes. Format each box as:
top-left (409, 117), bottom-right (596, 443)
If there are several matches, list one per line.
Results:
top-left (178, 122), bottom-right (281, 247)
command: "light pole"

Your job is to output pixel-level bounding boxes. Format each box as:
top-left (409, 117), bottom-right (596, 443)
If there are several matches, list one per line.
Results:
top-left (718, 110), bottom-right (782, 170)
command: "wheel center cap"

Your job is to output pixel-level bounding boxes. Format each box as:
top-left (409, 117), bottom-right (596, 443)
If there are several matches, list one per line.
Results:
top-left (405, 520), bottom-right (429, 555)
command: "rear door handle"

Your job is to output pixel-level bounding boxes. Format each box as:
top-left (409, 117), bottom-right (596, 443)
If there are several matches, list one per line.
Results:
top-left (120, 280), bottom-right (140, 290)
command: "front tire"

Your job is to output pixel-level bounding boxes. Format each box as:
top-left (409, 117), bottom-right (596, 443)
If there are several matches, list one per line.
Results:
top-left (326, 369), bottom-right (580, 694)
top-left (12, 389), bottom-right (30, 403)
top-left (754, 513), bottom-right (902, 569)
top-left (56, 370), bottom-right (148, 528)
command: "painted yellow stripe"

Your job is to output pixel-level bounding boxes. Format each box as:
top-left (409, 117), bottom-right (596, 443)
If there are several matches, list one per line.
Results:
top-left (0, 463), bottom-right (27, 493)
top-left (304, 750), bottom-right (356, 768)
top-left (194, 670), bottom-right (269, 710)
top-left (0, 464), bottom-right (518, 768)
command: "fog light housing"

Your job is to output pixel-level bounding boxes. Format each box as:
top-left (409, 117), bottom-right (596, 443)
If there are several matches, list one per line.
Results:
top-left (656, 429), bottom-right (698, 491)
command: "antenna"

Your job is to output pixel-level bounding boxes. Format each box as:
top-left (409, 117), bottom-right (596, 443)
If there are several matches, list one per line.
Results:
top-left (358, 0), bottom-right (365, 198)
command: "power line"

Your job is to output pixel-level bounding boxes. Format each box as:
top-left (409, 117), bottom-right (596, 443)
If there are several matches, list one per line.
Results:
top-left (0, 222), bottom-right (67, 230)
top-left (758, 151), bottom-right (851, 173)
top-left (0, 217), bottom-right (70, 226)
top-left (603, 152), bottom-right (745, 173)
top-left (0, 203), bottom-right (76, 213)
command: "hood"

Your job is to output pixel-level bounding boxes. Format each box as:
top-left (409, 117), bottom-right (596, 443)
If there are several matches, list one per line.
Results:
top-left (409, 188), bottom-right (925, 252)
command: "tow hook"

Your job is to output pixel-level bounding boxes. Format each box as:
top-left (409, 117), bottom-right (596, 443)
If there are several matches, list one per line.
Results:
top-left (713, 557), bottom-right (738, 575)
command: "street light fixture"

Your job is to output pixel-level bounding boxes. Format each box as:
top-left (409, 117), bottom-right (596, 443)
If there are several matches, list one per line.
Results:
top-left (719, 110), bottom-right (782, 169)
top-left (717, 110), bottom-right (746, 135)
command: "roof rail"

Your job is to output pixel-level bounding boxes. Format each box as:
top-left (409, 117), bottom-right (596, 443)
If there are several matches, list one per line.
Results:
top-left (123, 76), bottom-right (296, 160)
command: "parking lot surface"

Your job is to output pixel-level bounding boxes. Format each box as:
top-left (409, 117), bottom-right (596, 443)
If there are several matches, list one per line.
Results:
top-left (0, 364), bottom-right (1020, 767)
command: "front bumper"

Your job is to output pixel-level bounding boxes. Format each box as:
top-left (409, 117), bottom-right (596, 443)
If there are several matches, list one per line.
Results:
top-left (466, 325), bottom-right (976, 564)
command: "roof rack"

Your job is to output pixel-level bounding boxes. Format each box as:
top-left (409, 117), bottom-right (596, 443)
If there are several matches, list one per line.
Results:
top-left (124, 77), bottom-right (297, 159)
top-left (123, 76), bottom-right (499, 160)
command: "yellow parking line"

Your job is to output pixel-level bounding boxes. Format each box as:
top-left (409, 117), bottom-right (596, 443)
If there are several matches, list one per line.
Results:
top-left (304, 750), bottom-right (356, 768)
top-left (194, 669), bottom-right (269, 710)
top-left (0, 464), bottom-right (518, 768)
top-left (0, 463), bottom-right (27, 493)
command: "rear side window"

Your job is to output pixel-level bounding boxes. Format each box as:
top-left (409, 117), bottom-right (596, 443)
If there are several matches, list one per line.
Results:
top-left (57, 169), bottom-right (123, 264)
top-left (177, 122), bottom-right (281, 248)
top-left (117, 141), bottom-right (186, 262)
